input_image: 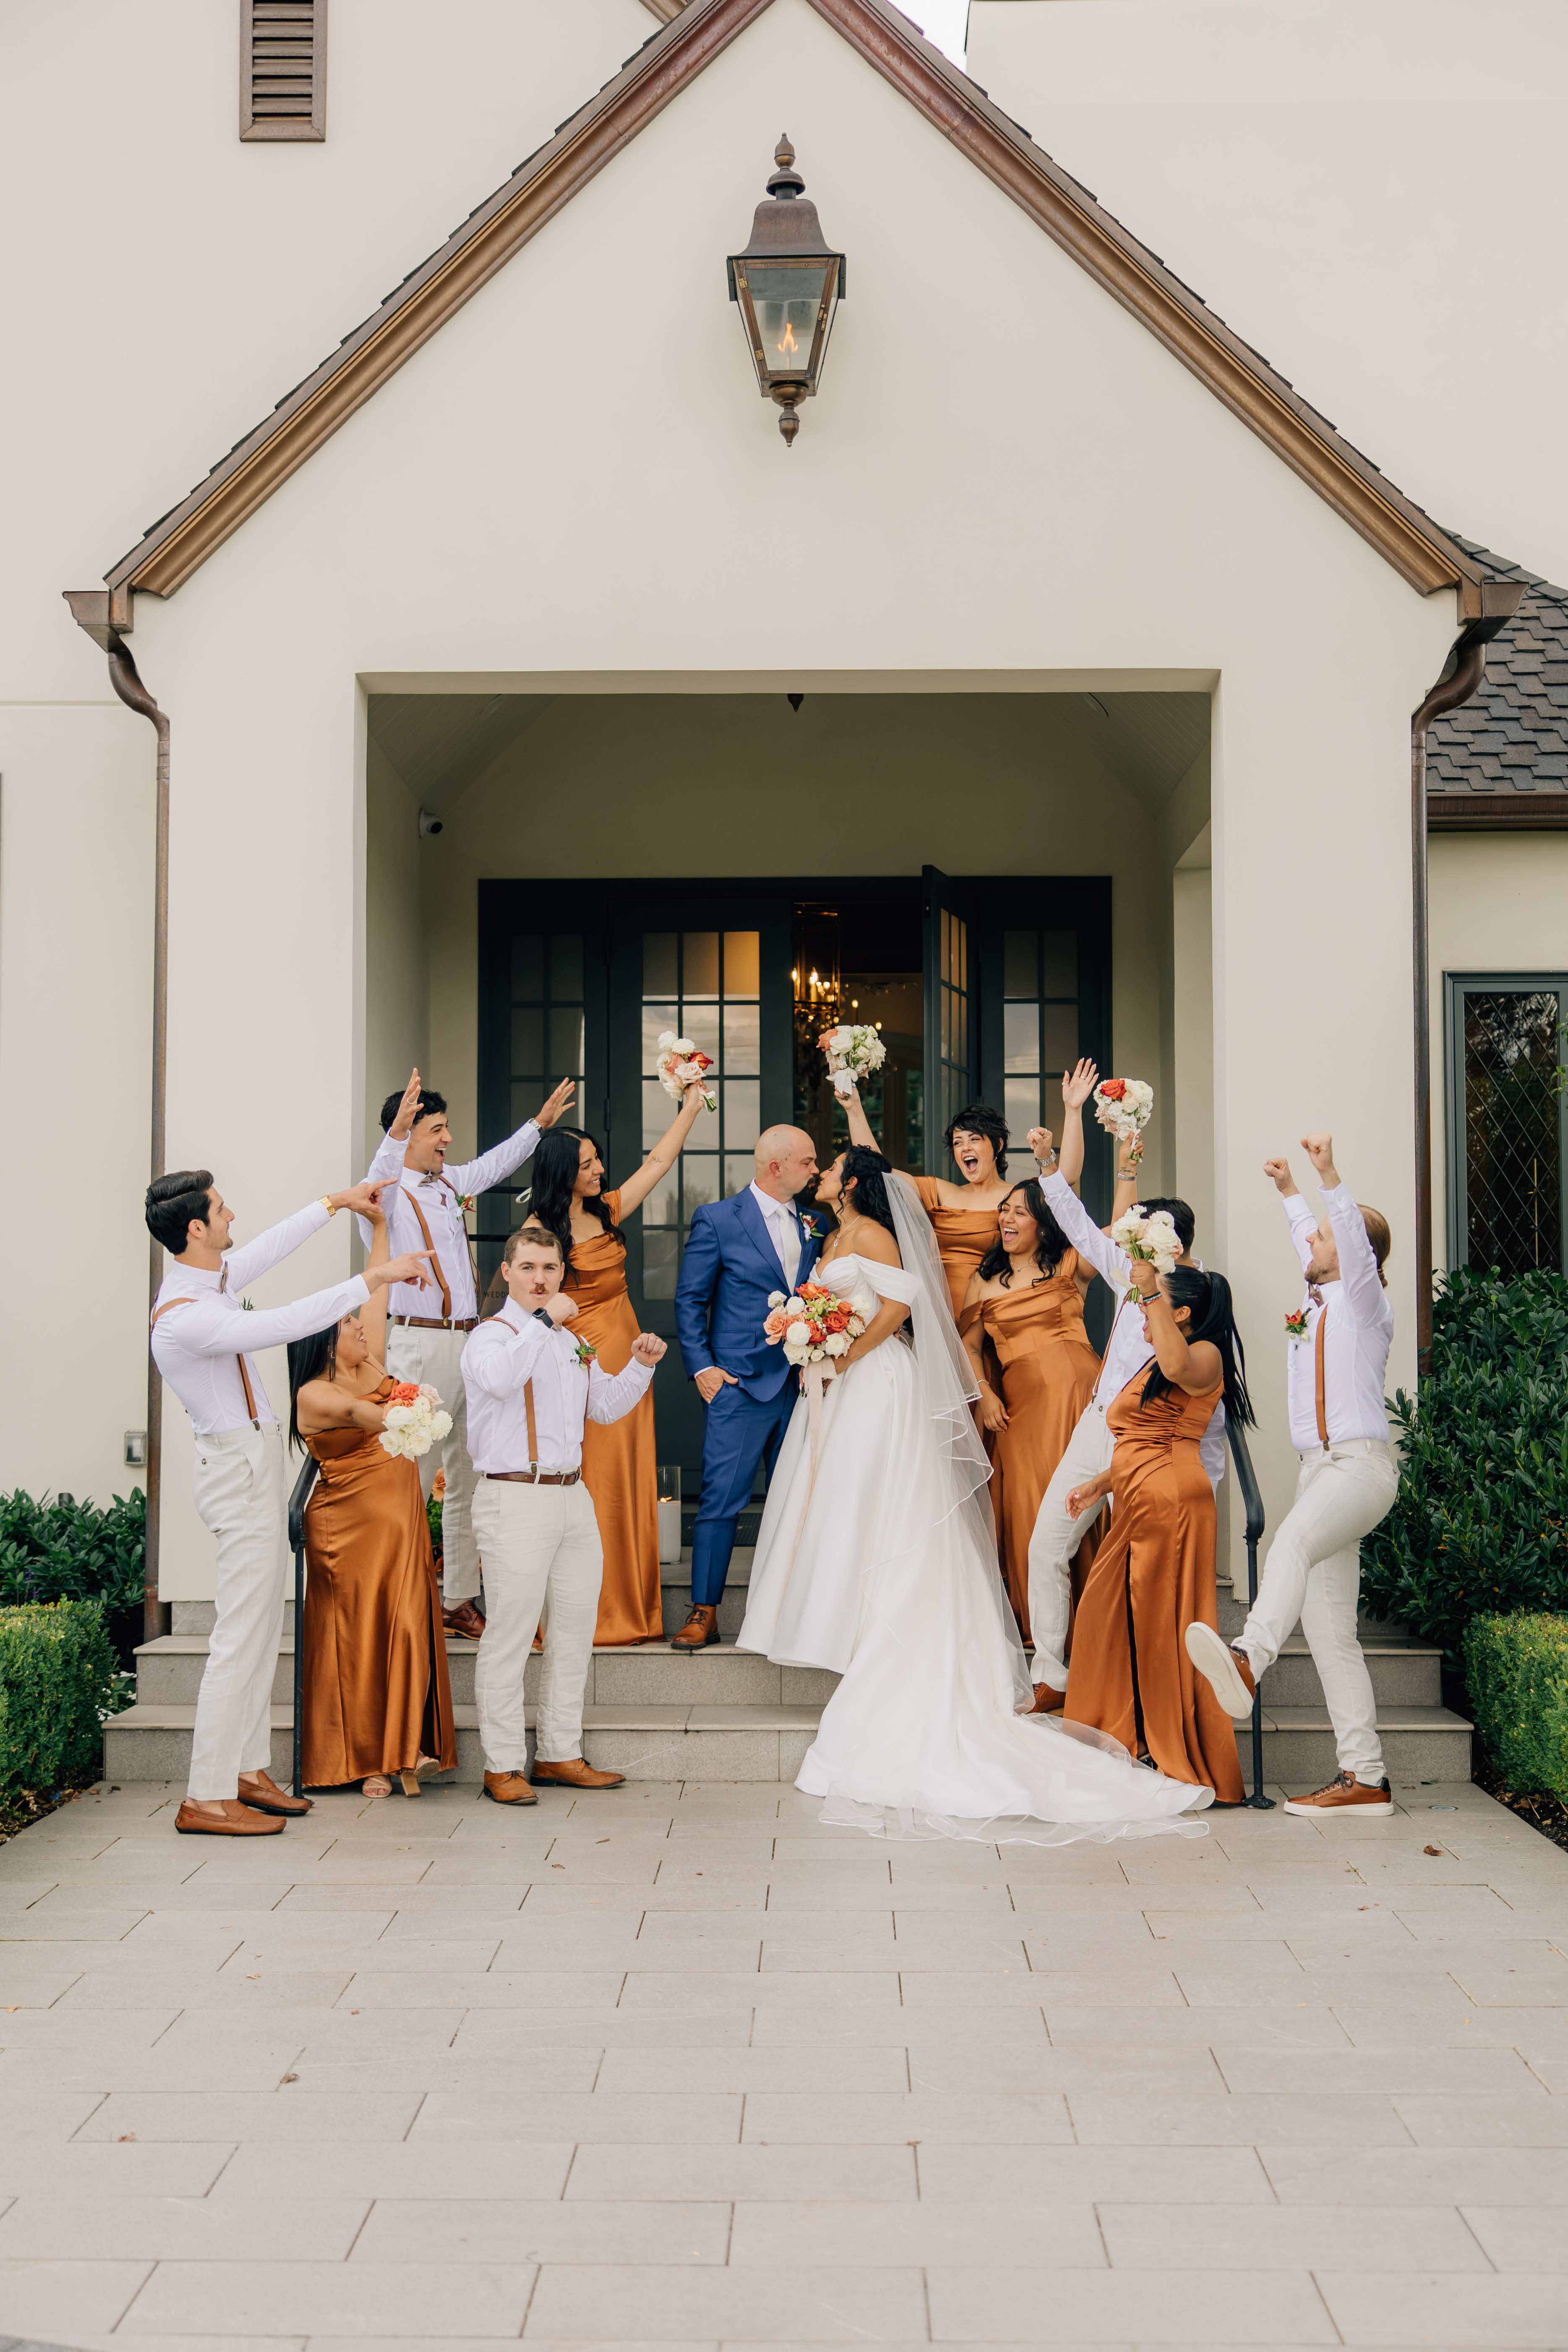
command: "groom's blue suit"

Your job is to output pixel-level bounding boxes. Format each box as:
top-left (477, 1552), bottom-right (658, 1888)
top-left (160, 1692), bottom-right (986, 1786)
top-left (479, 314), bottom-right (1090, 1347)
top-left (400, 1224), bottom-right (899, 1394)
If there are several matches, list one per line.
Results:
top-left (675, 1189), bottom-right (824, 1608)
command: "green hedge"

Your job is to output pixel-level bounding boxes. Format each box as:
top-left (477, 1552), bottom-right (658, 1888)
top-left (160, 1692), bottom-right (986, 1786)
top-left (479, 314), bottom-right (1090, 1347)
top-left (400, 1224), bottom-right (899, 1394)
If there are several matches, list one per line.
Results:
top-left (0, 1600), bottom-right (124, 1804)
top-left (1360, 1266), bottom-right (1568, 1662)
top-left (1464, 1613), bottom-right (1568, 1802)
top-left (0, 1488), bottom-right (146, 1613)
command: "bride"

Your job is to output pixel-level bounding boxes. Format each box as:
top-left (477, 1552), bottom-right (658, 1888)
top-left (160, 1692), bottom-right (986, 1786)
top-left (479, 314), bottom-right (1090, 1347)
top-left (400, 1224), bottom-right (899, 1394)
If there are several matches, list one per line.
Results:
top-left (737, 1145), bottom-right (1212, 1845)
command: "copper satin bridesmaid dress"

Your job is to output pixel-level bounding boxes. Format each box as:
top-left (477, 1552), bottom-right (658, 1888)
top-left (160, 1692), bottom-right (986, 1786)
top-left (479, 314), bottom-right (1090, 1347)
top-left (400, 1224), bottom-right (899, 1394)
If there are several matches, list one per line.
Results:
top-left (301, 1376), bottom-right (457, 1786)
top-left (564, 1188), bottom-right (662, 1646)
top-left (911, 1176), bottom-right (999, 1322)
top-left (1064, 1375), bottom-right (1244, 1802)
top-left (965, 1251), bottom-right (1102, 1645)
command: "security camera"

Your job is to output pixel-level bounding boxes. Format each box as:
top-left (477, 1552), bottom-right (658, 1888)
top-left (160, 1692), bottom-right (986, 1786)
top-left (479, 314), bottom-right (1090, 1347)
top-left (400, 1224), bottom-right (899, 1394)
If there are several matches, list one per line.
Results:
top-left (418, 809), bottom-right (443, 838)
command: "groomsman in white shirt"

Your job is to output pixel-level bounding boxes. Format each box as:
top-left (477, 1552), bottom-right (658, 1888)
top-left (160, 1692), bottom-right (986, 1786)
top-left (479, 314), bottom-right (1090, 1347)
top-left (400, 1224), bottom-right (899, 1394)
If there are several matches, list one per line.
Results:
top-left (147, 1170), bottom-right (432, 1836)
top-left (463, 1223), bottom-right (665, 1803)
top-left (1186, 1135), bottom-right (1398, 1816)
top-left (363, 1069), bottom-right (577, 1636)
top-left (1022, 1061), bottom-right (1223, 1713)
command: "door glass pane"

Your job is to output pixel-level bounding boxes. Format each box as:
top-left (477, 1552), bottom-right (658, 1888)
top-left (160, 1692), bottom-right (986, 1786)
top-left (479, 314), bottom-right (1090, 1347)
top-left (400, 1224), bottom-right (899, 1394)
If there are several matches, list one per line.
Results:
top-left (681, 1002), bottom-right (721, 1064)
top-left (642, 1167), bottom-right (679, 1228)
top-left (510, 934), bottom-right (544, 1000)
top-left (724, 1078), bottom-right (761, 1149)
top-left (643, 1001), bottom-right (680, 1059)
top-left (549, 1006), bottom-right (585, 1075)
top-left (550, 934), bottom-right (584, 998)
top-left (510, 1008), bottom-right (544, 1075)
top-left (1005, 1078), bottom-right (1040, 1139)
top-left (1003, 1001), bottom-right (1039, 1074)
top-left (1041, 1003), bottom-right (1079, 1071)
top-left (643, 1229), bottom-right (679, 1300)
top-left (724, 1154), bottom-right (755, 1198)
top-left (1463, 989), bottom-right (1564, 1275)
top-left (724, 931), bottom-right (760, 994)
top-left (724, 1002), bottom-right (761, 1074)
top-left (1004, 932), bottom-right (1036, 996)
top-left (1040, 931), bottom-right (1077, 997)
top-left (684, 931), bottom-right (720, 997)
top-left (683, 1156), bottom-right (720, 1219)
top-left (643, 1079), bottom-right (669, 1150)
top-left (643, 934), bottom-right (678, 994)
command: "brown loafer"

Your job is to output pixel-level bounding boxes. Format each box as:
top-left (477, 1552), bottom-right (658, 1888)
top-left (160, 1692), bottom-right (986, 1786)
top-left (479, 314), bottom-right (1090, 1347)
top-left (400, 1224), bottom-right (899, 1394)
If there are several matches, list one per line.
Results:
top-left (443, 1600), bottom-right (487, 1640)
top-left (1027, 1683), bottom-right (1066, 1714)
top-left (175, 1798), bottom-right (285, 1836)
top-left (483, 1769), bottom-right (538, 1806)
top-left (237, 1769), bottom-right (312, 1816)
top-left (670, 1604), bottom-right (719, 1652)
top-left (531, 1758), bottom-right (625, 1790)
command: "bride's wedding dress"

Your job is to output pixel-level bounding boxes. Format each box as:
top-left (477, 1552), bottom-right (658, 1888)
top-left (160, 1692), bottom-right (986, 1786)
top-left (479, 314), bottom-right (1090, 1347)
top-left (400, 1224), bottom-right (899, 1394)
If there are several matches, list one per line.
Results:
top-left (737, 1182), bottom-right (1210, 1847)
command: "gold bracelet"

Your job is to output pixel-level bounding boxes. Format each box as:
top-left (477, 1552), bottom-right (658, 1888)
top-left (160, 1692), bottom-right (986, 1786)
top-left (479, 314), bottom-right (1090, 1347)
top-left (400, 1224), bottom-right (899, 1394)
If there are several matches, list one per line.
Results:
top-left (320, 1195), bottom-right (337, 1217)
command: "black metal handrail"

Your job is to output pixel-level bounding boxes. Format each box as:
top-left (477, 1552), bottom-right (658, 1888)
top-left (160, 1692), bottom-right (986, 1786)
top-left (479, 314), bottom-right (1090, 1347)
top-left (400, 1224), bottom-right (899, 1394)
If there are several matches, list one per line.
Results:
top-left (287, 1455), bottom-right (319, 1798)
top-left (1223, 1415), bottom-right (1275, 1810)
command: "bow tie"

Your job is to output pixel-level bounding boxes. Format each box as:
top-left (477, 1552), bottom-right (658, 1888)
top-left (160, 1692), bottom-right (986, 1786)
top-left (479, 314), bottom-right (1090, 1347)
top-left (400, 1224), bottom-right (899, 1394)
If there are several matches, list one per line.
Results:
top-left (1308, 1284), bottom-right (1325, 1309)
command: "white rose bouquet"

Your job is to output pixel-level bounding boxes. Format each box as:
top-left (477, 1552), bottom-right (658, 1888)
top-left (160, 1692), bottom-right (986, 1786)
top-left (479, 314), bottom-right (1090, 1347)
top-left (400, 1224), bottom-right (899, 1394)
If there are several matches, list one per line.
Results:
top-left (656, 1031), bottom-right (717, 1114)
top-left (1108, 1207), bottom-right (1182, 1303)
top-left (1093, 1076), bottom-right (1155, 1166)
top-left (379, 1382), bottom-right (454, 1461)
top-left (762, 1281), bottom-right (871, 1366)
top-left (819, 1022), bottom-right (887, 1101)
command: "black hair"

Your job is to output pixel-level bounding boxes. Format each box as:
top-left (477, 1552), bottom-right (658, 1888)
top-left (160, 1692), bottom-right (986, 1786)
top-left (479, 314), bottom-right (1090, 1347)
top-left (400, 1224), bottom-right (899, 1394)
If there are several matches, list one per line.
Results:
top-left (526, 1127), bottom-right (622, 1274)
top-left (286, 1324), bottom-right (341, 1452)
top-left (146, 1170), bottom-right (216, 1256)
top-left (837, 1145), bottom-right (897, 1240)
top-left (977, 1177), bottom-right (1071, 1287)
top-left (1140, 1265), bottom-right (1254, 1427)
top-left (1135, 1195), bottom-right (1196, 1254)
top-left (943, 1102), bottom-right (1008, 1179)
top-left (380, 1085), bottom-right (447, 1134)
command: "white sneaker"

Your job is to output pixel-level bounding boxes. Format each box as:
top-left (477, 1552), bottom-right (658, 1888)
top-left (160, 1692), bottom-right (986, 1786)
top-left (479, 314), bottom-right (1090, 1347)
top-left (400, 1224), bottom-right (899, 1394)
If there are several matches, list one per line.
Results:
top-left (1184, 1620), bottom-right (1257, 1720)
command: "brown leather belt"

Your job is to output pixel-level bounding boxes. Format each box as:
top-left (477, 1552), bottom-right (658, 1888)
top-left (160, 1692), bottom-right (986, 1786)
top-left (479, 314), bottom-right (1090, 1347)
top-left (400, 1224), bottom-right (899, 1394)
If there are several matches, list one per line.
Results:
top-left (391, 1313), bottom-right (478, 1333)
top-left (486, 1467), bottom-right (582, 1487)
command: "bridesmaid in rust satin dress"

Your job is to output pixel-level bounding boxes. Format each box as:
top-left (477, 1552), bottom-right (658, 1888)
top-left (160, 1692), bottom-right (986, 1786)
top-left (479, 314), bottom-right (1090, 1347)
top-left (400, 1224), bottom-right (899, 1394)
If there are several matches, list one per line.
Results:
top-left (843, 1091), bottom-right (1031, 1322)
top-left (1063, 1260), bottom-right (1251, 1802)
top-left (961, 1180), bottom-right (1100, 1644)
top-left (288, 1203), bottom-right (456, 1797)
top-left (525, 1091), bottom-right (708, 1645)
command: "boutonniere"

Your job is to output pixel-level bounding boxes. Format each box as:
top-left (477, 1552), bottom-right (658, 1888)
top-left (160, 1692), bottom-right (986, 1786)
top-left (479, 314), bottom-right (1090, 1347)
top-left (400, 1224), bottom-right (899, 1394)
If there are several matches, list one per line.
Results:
top-left (456, 1193), bottom-right (476, 1215)
top-left (1284, 1305), bottom-right (1311, 1341)
top-left (799, 1215), bottom-right (824, 1238)
top-left (573, 1336), bottom-right (598, 1369)
top-left (239, 1296), bottom-right (255, 1312)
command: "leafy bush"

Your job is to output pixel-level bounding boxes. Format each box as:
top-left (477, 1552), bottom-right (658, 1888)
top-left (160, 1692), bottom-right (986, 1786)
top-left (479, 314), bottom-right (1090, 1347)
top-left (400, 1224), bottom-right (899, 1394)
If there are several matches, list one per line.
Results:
top-left (0, 1601), bottom-right (125, 1803)
top-left (0, 1488), bottom-right (146, 1612)
top-left (1360, 1266), bottom-right (1568, 1663)
top-left (1464, 1613), bottom-right (1568, 1802)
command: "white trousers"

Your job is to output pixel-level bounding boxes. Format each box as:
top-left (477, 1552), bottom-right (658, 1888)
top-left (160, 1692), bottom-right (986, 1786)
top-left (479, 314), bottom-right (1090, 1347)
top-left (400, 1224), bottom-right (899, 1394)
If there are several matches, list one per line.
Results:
top-left (1237, 1437), bottom-right (1399, 1785)
top-left (470, 1479), bottom-right (603, 1770)
top-left (187, 1422), bottom-right (288, 1801)
top-left (386, 1324), bottom-right (478, 1605)
top-left (1025, 1398), bottom-right (1115, 1691)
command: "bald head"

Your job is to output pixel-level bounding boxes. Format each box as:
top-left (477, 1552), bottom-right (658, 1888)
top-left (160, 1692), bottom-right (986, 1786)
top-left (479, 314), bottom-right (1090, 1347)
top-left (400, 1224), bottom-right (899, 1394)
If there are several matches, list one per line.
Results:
top-left (754, 1125), bottom-right (820, 1205)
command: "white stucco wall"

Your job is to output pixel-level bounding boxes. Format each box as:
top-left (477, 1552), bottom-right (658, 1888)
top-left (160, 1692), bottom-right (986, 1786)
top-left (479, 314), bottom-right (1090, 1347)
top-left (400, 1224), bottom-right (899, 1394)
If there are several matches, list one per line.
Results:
top-left (968, 0), bottom-right (1568, 587)
top-left (1429, 831), bottom-right (1568, 1271)
top-left (3, 0), bottom-right (1461, 1585)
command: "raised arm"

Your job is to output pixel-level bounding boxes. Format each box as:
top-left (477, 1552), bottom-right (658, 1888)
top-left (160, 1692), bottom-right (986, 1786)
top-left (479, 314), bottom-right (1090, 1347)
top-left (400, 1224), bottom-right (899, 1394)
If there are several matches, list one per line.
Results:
top-left (447, 1079), bottom-right (577, 1197)
top-left (1128, 1259), bottom-right (1221, 1398)
top-left (1039, 1167), bottom-right (1129, 1293)
top-left (616, 1083), bottom-right (709, 1219)
top-left (358, 1197), bottom-right (393, 1365)
top-left (1267, 1156), bottom-right (1316, 1275)
top-left (841, 1081), bottom-right (883, 1157)
top-left (1302, 1134), bottom-right (1386, 1326)
top-left (463, 1314), bottom-right (553, 1399)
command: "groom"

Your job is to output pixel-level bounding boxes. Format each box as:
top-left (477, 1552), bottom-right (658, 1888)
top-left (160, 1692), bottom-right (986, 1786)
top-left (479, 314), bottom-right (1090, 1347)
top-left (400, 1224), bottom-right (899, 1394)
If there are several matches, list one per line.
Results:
top-left (673, 1126), bottom-right (826, 1651)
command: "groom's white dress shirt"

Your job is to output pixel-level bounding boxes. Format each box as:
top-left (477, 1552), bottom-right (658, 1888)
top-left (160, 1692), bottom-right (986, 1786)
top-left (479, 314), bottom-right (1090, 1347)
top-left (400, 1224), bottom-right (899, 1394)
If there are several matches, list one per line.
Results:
top-left (361, 1115), bottom-right (543, 1323)
top-left (1282, 1189), bottom-right (1394, 1453)
top-left (464, 1304), bottom-right (654, 1474)
top-left (152, 1202), bottom-right (369, 1435)
top-left (1040, 1170), bottom-right (1225, 1491)
top-left (750, 1182), bottom-right (802, 1290)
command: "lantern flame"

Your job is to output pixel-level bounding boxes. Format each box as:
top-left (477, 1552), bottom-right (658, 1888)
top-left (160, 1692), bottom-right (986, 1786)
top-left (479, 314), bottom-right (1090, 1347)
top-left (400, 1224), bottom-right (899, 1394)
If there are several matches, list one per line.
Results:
top-left (776, 319), bottom-right (800, 360)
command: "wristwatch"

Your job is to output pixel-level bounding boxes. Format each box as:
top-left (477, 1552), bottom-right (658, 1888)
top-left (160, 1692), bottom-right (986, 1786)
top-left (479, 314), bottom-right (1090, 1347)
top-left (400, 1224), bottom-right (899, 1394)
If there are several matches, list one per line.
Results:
top-left (320, 1196), bottom-right (337, 1217)
top-left (532, 1308), bottom-right (556, 1328)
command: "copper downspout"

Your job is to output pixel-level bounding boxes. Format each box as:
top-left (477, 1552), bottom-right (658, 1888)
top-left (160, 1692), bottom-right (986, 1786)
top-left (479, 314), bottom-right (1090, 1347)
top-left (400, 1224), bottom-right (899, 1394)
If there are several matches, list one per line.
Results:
top-left (63, 595), bottom-right (171, 1643)
top-left (1410, 588), bottom-right (1521, 1366)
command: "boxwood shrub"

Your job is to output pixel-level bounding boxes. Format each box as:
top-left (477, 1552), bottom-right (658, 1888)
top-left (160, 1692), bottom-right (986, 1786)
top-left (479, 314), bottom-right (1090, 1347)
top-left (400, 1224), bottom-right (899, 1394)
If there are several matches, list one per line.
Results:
top-left (0, 1488), bottom-right (147, 1667)
top-left (1463, 1613), bottom-right (1568, 1802)
top-left (0, 1600), bottom-right (124, 1805)
top-left (1360, 1266), bottom-right (1568, 1664)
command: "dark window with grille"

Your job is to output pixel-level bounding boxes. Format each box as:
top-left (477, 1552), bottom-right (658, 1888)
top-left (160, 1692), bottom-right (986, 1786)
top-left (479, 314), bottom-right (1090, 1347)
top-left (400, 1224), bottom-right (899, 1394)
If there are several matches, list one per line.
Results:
top-left (240, 0), bottom-right (327, 141)
top-left (1446, 975), bottom-right (1568, 1277)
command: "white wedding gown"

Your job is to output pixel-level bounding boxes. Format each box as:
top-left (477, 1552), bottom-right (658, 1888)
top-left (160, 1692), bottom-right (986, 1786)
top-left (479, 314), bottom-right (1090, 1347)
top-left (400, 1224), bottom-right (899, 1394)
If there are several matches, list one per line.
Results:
top-left (737, 1207), bottom-right (1211, 1848)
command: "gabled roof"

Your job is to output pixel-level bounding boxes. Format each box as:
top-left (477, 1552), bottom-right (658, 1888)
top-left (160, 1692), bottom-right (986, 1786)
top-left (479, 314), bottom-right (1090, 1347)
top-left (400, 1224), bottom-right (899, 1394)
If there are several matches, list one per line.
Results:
top-left (102, 0), bottom-right (1504, 611)
top-left (1427, 537), bottom-right (1568, 829)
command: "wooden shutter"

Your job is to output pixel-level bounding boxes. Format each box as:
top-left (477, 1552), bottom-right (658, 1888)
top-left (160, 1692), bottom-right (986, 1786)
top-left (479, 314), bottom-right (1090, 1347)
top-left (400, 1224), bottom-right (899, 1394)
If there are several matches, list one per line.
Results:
top-left (240, 0), bottom-right (327, 142)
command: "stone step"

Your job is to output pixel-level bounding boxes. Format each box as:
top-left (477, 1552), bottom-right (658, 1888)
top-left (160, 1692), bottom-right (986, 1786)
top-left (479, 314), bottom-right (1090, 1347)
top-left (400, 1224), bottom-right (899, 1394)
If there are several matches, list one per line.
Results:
top-left (102, 1693), bottom-right (1471, 1793)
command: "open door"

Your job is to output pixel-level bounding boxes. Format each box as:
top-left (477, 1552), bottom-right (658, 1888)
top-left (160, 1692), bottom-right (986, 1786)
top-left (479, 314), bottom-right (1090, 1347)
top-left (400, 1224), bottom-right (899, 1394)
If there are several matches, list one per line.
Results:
top-left (923, 866), bottom-right (977, 1176)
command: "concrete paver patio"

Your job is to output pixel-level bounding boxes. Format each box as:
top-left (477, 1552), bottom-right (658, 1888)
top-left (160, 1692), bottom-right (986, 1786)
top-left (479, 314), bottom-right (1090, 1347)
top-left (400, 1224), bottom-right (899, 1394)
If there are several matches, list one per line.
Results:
top-left (0, 1774), bottom-right (1564, 2350)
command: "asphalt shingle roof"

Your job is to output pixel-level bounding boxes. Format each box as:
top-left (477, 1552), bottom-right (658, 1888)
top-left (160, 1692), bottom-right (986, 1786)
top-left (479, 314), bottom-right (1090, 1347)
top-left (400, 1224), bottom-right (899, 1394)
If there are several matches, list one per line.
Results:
top-left (1427, 537), bottom-right (1568, 797)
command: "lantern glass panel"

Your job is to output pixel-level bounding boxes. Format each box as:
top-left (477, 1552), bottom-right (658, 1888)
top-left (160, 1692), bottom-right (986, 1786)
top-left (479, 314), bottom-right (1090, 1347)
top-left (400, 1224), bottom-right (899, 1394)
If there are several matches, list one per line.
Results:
top-left (745, 263), bottom-right (830, 382)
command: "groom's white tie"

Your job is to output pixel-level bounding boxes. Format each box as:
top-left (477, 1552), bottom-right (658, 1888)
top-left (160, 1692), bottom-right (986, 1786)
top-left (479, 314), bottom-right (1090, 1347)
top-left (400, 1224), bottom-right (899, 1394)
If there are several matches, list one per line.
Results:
top-left (777, 1207), bottom-right (801, 1291)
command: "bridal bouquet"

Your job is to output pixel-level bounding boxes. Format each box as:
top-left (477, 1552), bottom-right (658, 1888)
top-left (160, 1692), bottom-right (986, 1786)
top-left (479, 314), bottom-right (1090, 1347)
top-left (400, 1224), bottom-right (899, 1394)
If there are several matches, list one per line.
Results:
top-left (379, 1382), bottom-right (453, 1461)
top-left (1108, 1207), bottom-right (1182, 1302)
top-left (1093, 1075), bottom-right (1154, 1166)
top-left (819, 1023), bottom-right (886, 1101)
top-left (763, 1282), bottom-right (870, 1366)
top-left (656, 1032), bottom-right (717, 1114)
